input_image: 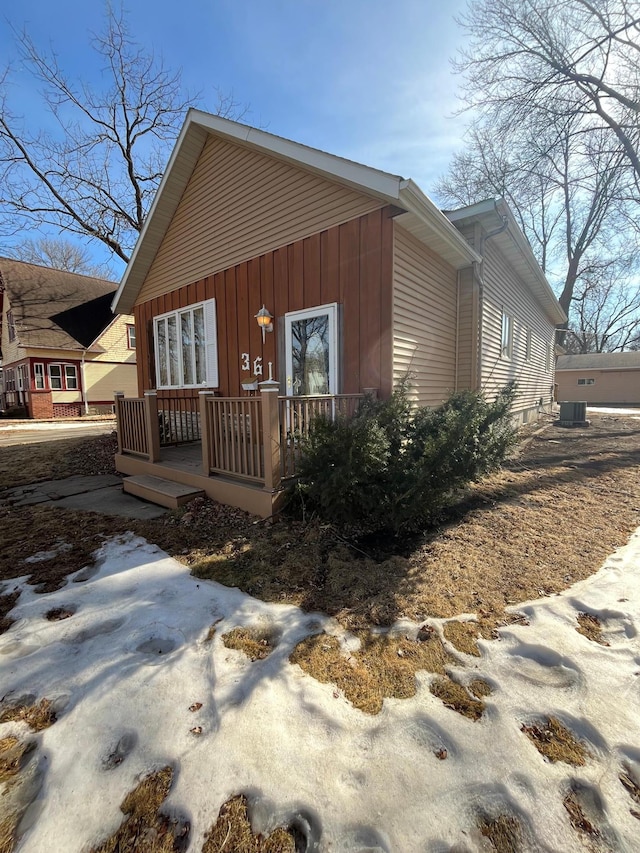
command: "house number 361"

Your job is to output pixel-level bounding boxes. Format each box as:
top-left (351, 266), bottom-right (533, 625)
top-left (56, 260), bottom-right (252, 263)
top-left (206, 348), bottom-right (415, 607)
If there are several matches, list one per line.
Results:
top-left (241, 353), bottom-right (263, 376)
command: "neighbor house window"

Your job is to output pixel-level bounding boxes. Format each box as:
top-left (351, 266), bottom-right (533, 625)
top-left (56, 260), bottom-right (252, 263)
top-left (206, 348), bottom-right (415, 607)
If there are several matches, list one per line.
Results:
top-left (48, 365), bottom-right (63, 390)
top-left (48, 364), bottom-right (78, 390)
top-left (154, 299), bottom-right (218, 389)
top-left (577, 378), bottom-right (595, 385)
top-left (501, 312), bottom-right (513, 358)
top-left (525, 329), bottom-right (532, 361)
top-left (34, 363), bottom-right (45, 389)
top-left (126, 324), bottom-right (136, 349)
top-left (7, 310), bottom-right (16, 342)
top-left (64, 365), bottom-right (78, 390)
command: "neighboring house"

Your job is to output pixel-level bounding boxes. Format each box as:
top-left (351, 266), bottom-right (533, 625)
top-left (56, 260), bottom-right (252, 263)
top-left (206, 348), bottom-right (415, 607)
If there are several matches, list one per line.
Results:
top-left (556, 352), bottom-right (640, 406)
top-left (0, 258), bottom-right (137, 418)
top-left (111, 110), bottom-right (565, 516)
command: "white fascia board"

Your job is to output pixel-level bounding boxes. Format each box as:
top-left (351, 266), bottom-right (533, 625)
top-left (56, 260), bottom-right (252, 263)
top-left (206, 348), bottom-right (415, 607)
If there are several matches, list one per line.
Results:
top-left (399, 180), bottom-right (481, 266)
top-left (111, 110), bottom-right (208, 315)
top-left (187, 110), bottom-right (405, 203)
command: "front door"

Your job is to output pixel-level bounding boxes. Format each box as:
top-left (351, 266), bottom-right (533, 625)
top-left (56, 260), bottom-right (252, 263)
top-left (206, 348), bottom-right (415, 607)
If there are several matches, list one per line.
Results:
top-left (284, 304), bottom-right (338, 396)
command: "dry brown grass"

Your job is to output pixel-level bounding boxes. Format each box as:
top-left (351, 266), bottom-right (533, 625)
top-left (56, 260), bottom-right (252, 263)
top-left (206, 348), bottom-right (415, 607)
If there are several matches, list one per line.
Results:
top-left (290, 630), bottom-right (451, 715)
top-left (429, 676), bottom-right (486, 720)
top-left (0, 591), bottom-right (19, 635)
top-left (202, 795), bottom-right (296, 853)
top-left (0, 699), bottom-right (56, 732)
top-left (563, 791), bottom-right (601, 839)
top-left (521, 717), bottom-right (588, 766)
top-left (222, 628), bottom-right (276, 661)
top-left (45, 606), bottom-right (75, 621)
top-left (0, 814), bottom-right (19, 853)
top-left (577, 612), bottom-right (609, 646)
top-left (0, 737), bottom-right (35, 785)
top-left (90, 766), bottom-right (189, 853)
top-left (478, 814), bottom-right (523, 852)
top-left (443, 620), bottom-right (481, 656)
top-left (620, 766), bottom-right (640, 808)
top-left (0, 431), bottom-right (118, 491)
top-left (1, 414), bottom-right (639, 641)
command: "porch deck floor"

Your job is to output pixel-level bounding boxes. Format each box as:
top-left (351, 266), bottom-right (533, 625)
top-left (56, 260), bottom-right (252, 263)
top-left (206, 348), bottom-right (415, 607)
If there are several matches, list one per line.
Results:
top-left (158, 442), bottom-right (205, 474)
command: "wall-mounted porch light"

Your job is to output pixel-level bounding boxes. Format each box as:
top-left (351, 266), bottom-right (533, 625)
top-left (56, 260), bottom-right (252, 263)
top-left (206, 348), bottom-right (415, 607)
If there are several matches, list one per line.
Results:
top-left (255, 305), bottom-right (274, 343)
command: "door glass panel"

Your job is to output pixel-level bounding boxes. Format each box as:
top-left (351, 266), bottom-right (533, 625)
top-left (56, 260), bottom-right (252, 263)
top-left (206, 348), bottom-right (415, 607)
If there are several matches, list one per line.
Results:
top-left (291, 315), bottom-right (329, 395)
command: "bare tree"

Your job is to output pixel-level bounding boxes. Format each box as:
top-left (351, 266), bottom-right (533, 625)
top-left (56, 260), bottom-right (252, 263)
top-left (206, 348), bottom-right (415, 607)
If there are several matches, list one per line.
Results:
top-left (0, 5), bottom-right (246, 264)
top-left (7, 237), bottom-right (115, 279)
top-left (439, 0), bottom-right (640, 347)
top-left (564, 256), bottom-right (640, 352)
top-left (456, 0), bottom-right (640, 186)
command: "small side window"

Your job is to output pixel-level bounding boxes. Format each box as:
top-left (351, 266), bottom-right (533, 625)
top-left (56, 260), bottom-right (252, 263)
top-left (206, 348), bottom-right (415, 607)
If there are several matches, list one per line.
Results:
top-left (501, 312), bottom-right (513, 358)
top-left (126, 324), bottom-right (136, 349)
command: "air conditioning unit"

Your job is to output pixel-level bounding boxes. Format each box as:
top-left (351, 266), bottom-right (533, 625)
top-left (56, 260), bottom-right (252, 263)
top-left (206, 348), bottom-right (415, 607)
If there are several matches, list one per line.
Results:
top-left (558, 401), bottom-right (589, 426)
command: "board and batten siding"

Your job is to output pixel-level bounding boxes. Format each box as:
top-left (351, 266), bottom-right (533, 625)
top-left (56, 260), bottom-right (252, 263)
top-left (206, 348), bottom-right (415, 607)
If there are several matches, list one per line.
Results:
top-left (135, 134), bottom-right (385, 306)
top-left (134, 207), bottom-right (395, 399)
top-left (479, 238), bottom-right (556, 417)
top-left (392, 224), bottom-right (458, 407)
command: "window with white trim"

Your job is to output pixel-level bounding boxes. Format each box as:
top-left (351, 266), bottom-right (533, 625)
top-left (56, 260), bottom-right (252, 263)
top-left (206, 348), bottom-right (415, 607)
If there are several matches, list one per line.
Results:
top-left (49, 364), bottom-right (63, 390)
top-left (126, 324), bottom-right (136, 349)
top-left (17, 365), bottom-right (27, 390)
top-left (577, 378), bottom-right (595, 385)
top-left (47, 363), bottom-right (78, 390)
top-left (525, 329), bottom-right (532, 361)
top-left (34, 363), bottom-right (45, 389)
top-left (65, 365), bottom-right (78, 390)
top-left (501, 312), bottom-right (513, 358)
top-left (7, 310), bottom-right (16, 342)
top-left (154, 299), bottom-right (218, 389)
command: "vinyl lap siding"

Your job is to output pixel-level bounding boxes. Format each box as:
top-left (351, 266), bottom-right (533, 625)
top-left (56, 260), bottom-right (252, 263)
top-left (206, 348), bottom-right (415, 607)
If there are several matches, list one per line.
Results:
top-left (480, 239), bottom-right (555, 415)
top-left (393, 225), bottom-right (457, 406)
top-left (91, 315), bottom-right (136, 363)
top-left (136, 135), bottom-right (384, 304)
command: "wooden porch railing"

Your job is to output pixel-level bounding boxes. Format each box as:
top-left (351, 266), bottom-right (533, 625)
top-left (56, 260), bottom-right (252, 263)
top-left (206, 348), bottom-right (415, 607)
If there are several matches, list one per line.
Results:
top-left (278, 394), bottom-right (364, 479)
top-left (157, 394), bottom-right (201, 446)
top-left (114, 393), bottom-right (155, 458)
top-left (202, 396), bottom-right (264, 482)
top-left (116, 386), bottom-right (370, 490)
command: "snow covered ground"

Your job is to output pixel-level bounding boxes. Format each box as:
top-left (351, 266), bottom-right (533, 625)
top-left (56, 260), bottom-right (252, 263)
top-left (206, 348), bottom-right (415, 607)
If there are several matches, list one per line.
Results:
top-left (2, 528), bottom-right (640, 851)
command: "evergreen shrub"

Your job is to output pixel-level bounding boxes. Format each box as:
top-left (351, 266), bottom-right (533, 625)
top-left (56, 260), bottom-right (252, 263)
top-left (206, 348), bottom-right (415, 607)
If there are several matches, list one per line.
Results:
top-left (293, 381), bottom-right (518, 535)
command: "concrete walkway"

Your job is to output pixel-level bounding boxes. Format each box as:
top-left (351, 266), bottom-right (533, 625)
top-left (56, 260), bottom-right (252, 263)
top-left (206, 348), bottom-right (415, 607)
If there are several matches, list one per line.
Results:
top-left (1, 474), bottom-right (168, 520)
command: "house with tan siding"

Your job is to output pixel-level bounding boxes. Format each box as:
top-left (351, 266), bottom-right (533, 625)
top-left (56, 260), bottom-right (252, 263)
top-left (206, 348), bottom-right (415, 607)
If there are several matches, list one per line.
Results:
top-left (0, 258), bottom-right (137, 418)
top-left (111, 110), bottom-right (565, 516)
top-left (556, 352), bottom-right (640, 405)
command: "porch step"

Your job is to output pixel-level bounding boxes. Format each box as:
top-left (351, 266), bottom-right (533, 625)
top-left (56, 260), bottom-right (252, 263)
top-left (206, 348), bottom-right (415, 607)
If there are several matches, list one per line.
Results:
top-left (123, 474), bottom-right (205, 509)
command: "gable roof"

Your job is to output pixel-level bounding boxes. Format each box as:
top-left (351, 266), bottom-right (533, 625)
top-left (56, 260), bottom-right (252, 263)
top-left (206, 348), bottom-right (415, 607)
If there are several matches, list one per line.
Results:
top-left (112, 110), bottom-right (482, 314)
top-left (445, 199), bottom-right (567, 325)
top-left (0, 257), bottom-right (117, 352)
top-left (557, 352), bottom-right (640, 371)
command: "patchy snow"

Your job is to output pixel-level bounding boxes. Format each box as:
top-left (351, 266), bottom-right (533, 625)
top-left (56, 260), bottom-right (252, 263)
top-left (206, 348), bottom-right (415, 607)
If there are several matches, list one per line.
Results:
top-left (2, 529), bottom-right (640, 851)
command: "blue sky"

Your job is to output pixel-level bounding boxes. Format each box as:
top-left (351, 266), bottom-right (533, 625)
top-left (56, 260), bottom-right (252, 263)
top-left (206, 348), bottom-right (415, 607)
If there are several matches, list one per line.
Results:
top-left (0, 0), bottom-right (471, 272)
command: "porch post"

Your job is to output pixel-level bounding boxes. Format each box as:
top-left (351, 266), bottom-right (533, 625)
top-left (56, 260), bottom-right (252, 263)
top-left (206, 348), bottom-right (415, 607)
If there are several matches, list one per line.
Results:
top-left (114, 392), bottom-right (124, 454)
top-left (199, 391), bottom-right (214, 474)
top-left (144, 391), bottom-right (160, 463)
top-left (259, 379), bottom-right (281, 492)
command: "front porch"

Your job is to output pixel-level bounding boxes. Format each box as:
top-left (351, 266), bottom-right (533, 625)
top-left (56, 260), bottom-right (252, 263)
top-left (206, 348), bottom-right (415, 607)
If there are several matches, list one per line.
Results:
top-left (113, 386), bottom-right (365, 517)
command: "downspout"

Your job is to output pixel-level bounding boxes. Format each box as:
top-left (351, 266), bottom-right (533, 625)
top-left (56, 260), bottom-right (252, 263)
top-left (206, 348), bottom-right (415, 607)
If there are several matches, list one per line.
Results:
top-left (473, 204), bottom-right (509, 390)
top-left (455, 269), bottom-right (460, 392)
top-left (80, 349), bottom-right (89, 415)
